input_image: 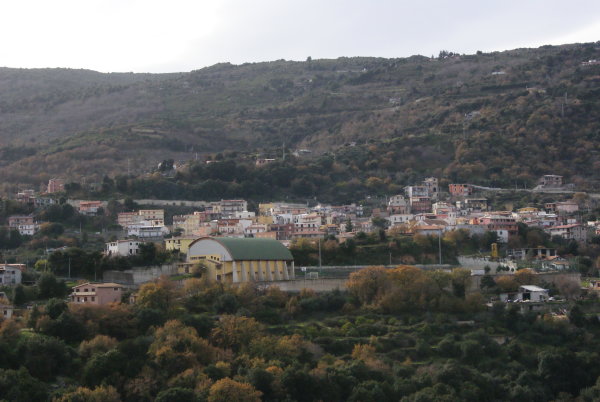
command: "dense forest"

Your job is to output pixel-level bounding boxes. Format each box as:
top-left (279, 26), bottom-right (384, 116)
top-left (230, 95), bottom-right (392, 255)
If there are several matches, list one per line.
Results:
top-left (1, 42), bottom-right (600, 194)
top-left (1, 268), bottom-right (599, 401)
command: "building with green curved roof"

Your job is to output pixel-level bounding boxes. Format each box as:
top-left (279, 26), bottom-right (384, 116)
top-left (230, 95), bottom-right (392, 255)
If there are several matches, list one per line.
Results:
top-left (187, 237), bottom-right (295, 283)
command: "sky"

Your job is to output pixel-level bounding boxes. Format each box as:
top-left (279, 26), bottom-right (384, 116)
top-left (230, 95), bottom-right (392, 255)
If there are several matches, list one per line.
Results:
top-left (1, 0), bottom-right (599, 73)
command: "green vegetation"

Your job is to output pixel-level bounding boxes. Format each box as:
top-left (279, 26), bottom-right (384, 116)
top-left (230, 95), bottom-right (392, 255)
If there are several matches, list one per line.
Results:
top-left (1, 271), bottom-right (600, 401)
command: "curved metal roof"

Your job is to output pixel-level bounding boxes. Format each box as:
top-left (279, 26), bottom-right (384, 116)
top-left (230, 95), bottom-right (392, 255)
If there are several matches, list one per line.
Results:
top-left (189, 237), bottom-right (293, 261)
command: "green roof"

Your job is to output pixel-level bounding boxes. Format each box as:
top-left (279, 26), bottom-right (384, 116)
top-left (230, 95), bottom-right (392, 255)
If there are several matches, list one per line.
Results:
top-left (213, 237), bottom-right (293, 261)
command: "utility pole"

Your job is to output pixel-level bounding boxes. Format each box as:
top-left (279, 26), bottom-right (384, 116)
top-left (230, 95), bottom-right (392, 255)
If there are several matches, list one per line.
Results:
top-left (318, 238), bottom-right (322, 273)
top-left (68, 257), bottom-right (71, 279)
top-left (438, 229), bottom-right (442, 265)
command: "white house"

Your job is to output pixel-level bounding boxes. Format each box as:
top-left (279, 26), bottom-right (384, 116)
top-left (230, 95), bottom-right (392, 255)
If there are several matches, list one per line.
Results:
top-left (519, 285), bottom-right (549, 302)
top-left (0, 304), bottom-right (14, 319)
top-left (127, 221), bottom-right (170, 239)
top-left (105, 240), bottom-right (141, 257)
top-left (0, 266), bottom-right (22, 286)
top-left (387, 214), bottom-right (414, 226)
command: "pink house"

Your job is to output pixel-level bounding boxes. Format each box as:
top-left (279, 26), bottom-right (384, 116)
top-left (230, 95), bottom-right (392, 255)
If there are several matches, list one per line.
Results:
top-left (70, 282), bottom-right (124, 305)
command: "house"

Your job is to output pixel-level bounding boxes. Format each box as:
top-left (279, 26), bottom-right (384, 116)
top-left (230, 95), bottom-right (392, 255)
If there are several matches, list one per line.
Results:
top-left (0, 266), bottom-right (22, 286)
top-left (547, 224), bottom-right (587, 243)
top-left (105, 240), bottom-right (141, 257)
top-left (186, 237), bottom-right (295, 283)
top-left (387, 214), bottom-right (414, 227)
top-left (78, 201), bottom-right (105, 216)
top-left (409, 196), bottom-right (432, 214)
top-left (388, 195), bottom-right (409, 214)
top-left (7, 215), bottom-right (38, 236)
top-left (423, 177), bottom-right (439, 200)
top-left (519, 285), bottom-right (549, 302)
top-left (458, 198), bottom-right (489, 212)
top-left (47, 178), bottom-right (65, 194)
top-left (70, 282), bottom-right (124, 305)
top-left (138, 209), bottom-right (165, 222)
top-left (256, 158), bottom-right (276, 167)
top-left (213, 200), bottom-right (248, 218)
top-left (16, 189), bottom-right (36, 204)
top-left (0, 304), bottom-right (14, 319)
top-left (478, 213), bottom-right (518, 243)
top-left (449, 184), bottom-right (473, 197)
top-left (164, 236), bottom-right (198, 254)
top-left (294, 213), bottom-right (322, 232)
top-left (537, 175), bottom-right (563, 189)
top-left (405, 185), bottom-right (429, 199)
top-left (128, 224), bottom-right (169, 239)
top-left (269, 223), bottom-right (295, 240)
top-left (507, 247), bottom-right (557, 260)
top-left (541, 257), bottom-right (571, 271)
top-left (117, 212), bottom-right (142, 227)
top-left (500, 285), bottom-right (550, 303)
top-left (546, 201), bottom-right (579, 214)
top-left (413, 224), bottom-right (445, 237)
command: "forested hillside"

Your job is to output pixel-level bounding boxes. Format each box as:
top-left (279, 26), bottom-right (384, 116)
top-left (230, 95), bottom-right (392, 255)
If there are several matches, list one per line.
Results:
top-left (1, 42), bottom-right (599, 192)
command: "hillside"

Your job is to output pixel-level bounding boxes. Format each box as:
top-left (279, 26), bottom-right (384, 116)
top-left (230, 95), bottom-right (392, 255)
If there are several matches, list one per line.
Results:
top-left (1, 42), bottom-right (600, 193)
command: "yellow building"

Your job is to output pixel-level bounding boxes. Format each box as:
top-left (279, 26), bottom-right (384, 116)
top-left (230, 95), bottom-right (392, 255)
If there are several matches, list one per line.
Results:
top-left (165, 236), bottom-right (198, 254)
top-left (187, 237), bottom-right (295, 283)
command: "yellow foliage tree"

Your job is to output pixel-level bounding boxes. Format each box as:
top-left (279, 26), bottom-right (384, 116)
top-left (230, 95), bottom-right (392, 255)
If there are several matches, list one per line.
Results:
top-left (136, 276), bottom-right (180, 312)
top-left (346, 266), bottom-right (389, 305)
top-left (211, 315), bottom-right (263, 352)
top-left (208, 378), bottom-right (262, 402)
top-left (53, 385), bottom-right (121, 402)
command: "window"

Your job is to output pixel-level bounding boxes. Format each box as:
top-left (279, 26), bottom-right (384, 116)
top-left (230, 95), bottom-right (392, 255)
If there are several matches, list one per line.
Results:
top-left (92, 288), bottom-right (95, 292)
top-left (91, 297), bottom-right (95, 302)
top-left (84, 297), bottom-right (87, 302)
top-left (114, 288), bottom-right (119, 291)
top-left (84, 288), bottom-right (88, 292)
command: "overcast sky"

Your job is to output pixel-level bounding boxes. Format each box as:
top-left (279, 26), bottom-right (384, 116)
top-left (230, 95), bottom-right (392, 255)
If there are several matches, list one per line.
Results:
top-left (1, 0), bottom-right (599, 73)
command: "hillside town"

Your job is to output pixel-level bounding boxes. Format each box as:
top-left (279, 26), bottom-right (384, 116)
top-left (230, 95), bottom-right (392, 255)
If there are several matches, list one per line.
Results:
top-left (0, 174), bottom-right (595, 296)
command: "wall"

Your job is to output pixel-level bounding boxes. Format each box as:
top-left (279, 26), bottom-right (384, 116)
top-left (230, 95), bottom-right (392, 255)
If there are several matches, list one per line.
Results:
top-left (261, 278), bottom-right (347, 293)
top-left (103, 264), bottom-right (177, 286)
top-left (133, 199), bottom-right (211, 207)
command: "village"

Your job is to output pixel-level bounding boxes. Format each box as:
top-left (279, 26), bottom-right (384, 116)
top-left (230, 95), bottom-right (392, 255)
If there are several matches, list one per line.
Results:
top-left (0, 173), bottom-right (596, 318)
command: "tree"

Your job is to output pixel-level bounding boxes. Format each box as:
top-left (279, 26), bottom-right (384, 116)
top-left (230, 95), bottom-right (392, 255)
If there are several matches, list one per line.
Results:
top-left (16, 334), bottom-right (74, 381)
top-left (568, 305), bottom-right (586, 327)
top-left (514, 268), bottom-right (537, 286)
top-left (451, 268), bottom-right (471, 299)
top-left (79, 335), bottom-right (119, 360)
top-left (495, 276), bottom-right (518, 293)
top-left (0, 367), bottom-right (48, 402)
top-left (12, 284), bottom-right (26, 305)
top-left (37, 272), bottom-right (68, 299)
top-left (345, 218), bottom-right (353, 233)
top-left (148, 320), bottom-right (216, 376)
top-left (556, 278), bottom-right (581, 300)
top-left (54, 385), bottom-right (121, 402)
top-left (346, 266), bottom-right (389, 305)
top-left (210, 315), bottom-right (263, 352)
top-left (155, 387), bottom-right (197, 402)
top-left (136, 276), bottom-right (179, 312)
top-left (208, 378), bottom-right (262, 402)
